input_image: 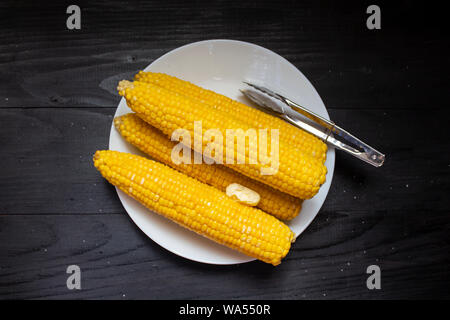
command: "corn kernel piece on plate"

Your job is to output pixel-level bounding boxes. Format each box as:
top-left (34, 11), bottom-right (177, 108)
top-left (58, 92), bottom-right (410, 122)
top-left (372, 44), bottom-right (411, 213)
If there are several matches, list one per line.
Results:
top-left (109, 40), bottom-right (335, 265)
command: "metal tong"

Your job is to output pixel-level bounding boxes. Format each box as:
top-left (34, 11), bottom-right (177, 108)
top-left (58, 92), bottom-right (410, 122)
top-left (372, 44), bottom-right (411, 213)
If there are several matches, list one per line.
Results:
top-left (241, 82), bottom-right (385, 167)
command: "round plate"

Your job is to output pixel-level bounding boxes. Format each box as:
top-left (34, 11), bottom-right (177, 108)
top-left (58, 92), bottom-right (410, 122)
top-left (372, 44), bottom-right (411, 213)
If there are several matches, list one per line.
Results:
top-left (109, 39), bottom-right (335, 265)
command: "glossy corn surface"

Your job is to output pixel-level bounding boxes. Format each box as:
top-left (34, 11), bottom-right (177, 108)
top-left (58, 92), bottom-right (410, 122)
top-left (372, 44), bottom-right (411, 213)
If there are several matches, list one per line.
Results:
top-left (135, 71), bottom-right (327, 163)
top-left (93, 150), bottom-right (294, 265)
top-left (114, 113), bottom-right (302, 220)
top-left (118, 80), bottom-right (327, 199)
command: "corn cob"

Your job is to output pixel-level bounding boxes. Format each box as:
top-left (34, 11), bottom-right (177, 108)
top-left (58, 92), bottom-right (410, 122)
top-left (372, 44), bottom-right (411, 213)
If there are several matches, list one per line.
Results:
top-left (118, 80), bottom-right (327, 199)
top-left (114, 113), bottom-right (303, 220)
top-left (135, 71), bottom-right (327, 163)
top-left (93, 150), bottom-right (294, 265)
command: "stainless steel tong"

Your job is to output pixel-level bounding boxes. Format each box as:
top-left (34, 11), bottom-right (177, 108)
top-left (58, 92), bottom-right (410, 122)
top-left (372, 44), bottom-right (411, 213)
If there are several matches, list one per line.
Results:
top-left (241, 82), bottom-right (385, 167)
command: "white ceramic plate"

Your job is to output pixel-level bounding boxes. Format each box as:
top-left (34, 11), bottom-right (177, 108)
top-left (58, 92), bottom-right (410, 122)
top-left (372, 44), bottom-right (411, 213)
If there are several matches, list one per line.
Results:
top-left (109, 39), bottom-right (335, 265)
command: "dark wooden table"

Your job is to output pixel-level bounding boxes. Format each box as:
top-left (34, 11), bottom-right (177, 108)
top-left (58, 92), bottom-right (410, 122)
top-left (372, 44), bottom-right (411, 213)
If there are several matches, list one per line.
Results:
top-left (0, 1), bottom-right (449, 299)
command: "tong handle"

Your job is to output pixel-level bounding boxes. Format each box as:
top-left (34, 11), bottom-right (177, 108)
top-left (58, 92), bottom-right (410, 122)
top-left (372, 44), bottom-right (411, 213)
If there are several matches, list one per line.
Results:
top-left (326, 125), bottom-right (385, 167)
top-left (240, 82), bottom-right (385, 167)
top-left (285, 97), bottom-right (334, 131)
top-left (284, 99), bottom-right (385, 167)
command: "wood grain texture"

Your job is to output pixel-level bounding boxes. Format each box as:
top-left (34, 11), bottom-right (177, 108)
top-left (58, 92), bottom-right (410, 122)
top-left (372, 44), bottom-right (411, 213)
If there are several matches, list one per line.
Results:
top-left (1, 108), bottom-right (448, 215)
top-left (0, 212), bottom-right (448, 300)
top-left (0, 0), bottom-right (449, 299)
top-left (0, 1), bottom-right (448, 109)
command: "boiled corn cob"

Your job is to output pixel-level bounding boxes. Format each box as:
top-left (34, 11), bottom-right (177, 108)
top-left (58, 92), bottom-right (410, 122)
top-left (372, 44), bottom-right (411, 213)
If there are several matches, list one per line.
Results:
top-left (93, 150), bottom-right (294, 265)
top-left (135, 71), bottom-right (327, 163)
top-left (114, 113), bottom-right (303, 220)
top-left (118, 80), bottom-right (327, 199)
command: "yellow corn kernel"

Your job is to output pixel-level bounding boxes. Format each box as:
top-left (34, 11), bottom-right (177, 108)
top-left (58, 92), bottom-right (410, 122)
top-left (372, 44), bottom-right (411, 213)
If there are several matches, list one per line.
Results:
top-left (118, 80), bottom-right (327, 199)
top-left (114, 113), bottom-right (302, 220)
top-left (135, 71), bottom-right (327, 163)
top-left (93, 150), bottom-right (294, 265)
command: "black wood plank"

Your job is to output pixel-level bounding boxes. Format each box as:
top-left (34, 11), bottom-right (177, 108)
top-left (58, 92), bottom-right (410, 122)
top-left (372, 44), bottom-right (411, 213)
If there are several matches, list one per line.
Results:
top-left (0, 0), bottom-right (449, 300)
top-left (0, 1), bottom-right (447, 109)
top-left (0, 212), bottom-right (448, 299)
top-left (0, 108), bottom-right (118, 215)
top-left (1, 107), bottom-right (448, 215)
